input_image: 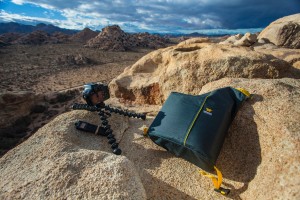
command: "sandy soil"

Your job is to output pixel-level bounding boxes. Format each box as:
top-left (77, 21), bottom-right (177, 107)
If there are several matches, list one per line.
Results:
top-left (0, 43), bottom-right (151, 93)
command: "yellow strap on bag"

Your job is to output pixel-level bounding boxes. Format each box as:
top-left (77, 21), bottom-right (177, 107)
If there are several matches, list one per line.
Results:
top-left (235, 88), bottom-right (251, 98)
top-left (141, 125), bottom-right (149, 137)
top-left (199, 166), bottom-right (230, 195)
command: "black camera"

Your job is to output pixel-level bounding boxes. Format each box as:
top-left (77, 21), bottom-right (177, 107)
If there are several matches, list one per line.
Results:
top-left (82, 83), bottom-right (110, 106)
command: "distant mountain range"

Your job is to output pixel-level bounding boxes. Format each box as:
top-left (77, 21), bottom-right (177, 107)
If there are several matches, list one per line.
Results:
top-left (0, 22), bottom-right (233, 37)
top-left (0, 22), bottom-right (79, 35)
top-left (154, 32), bottom-right (229, 38)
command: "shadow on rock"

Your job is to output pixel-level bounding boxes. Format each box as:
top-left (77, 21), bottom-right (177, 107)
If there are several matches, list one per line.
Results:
top-left (142, 170), bottom-right (197, 200)
top-left (117, 116), bottom-right (200, 199)
top-left (217, 94), bottom-right (263, 199)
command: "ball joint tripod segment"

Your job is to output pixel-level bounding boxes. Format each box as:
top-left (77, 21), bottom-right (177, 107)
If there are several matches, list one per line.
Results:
top-left (72, 103), bottom-right (146, 120)
top-left (72, 103), bottom-right (146, 155)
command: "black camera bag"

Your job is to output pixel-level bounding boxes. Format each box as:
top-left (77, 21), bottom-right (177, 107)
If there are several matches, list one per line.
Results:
top-left (147, 87), bottom-right (250, 194)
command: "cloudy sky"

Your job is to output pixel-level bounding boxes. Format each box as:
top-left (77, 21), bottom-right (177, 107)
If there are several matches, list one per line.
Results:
top-left (0, 0), bottom-right (299, 34)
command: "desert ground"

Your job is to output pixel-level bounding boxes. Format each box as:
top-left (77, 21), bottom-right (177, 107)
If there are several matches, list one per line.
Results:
top-left (0, 43), bottom-right (151, 93)
top-left (0, 43), bottom-right (152, 155)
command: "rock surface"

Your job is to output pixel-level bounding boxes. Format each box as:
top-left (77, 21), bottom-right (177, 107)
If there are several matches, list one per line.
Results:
top-left (13, 31), bottom-right (70, 45)
top-left (258, 14), bottom-right (300, 48)
top-left (0, 91), bottom-right (43, 156)
top-left (254, 46), bottom-right (300, 70)
top-left (51, 32), bottom-right (70, 43)
top-left (13, 31), bottom-right (52, 45)
top-left (219, 33), bottom-right (258, 47)
top-left (0, 111), bottom-right (146, 200)
top-left (54, 54), bottom-right (93, 66)
top-left (110, 42), bottom-right (293, 105)
top-left (234, 32), bottom-right (257, 46)
top-left (1, 78), bottom-right (299, 200)
top-left (86, 25), bottom-right (169, 51)
top-left (199, 78), bottom-right (300, 200)
top-left (85, 25), bottom-right (133, 51)
top-left (0, 39), bottom-right (7, 47)
top-left (176, 37), bottom-right (211, 46)
top-left (0, 91), bottom-right (41, 129)
top-left (0, 88), bottom-right (83, 156)
top-left (70, 28), bottom-right (98, 43)
top-left (0, 32), bottom-right (23, 44)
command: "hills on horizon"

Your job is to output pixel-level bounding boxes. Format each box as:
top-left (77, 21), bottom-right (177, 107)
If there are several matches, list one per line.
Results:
top-left (0, 22), bottom-right (79, 35)
top-left (0, 22), bottom-right (260, 37)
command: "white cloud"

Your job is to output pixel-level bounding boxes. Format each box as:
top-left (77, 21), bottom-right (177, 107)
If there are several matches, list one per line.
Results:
top-left (0, 9), bottom-right (57, 23)
top-left (11, 0), bottom-right (25, 5)
top-left (0, 10), bottom-right (92, 30)
top-left (4, 0), bottom-right (300, 32)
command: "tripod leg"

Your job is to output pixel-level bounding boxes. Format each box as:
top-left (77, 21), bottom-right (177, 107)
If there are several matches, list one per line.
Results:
top-left (104, 105), bottom-right (146, 120)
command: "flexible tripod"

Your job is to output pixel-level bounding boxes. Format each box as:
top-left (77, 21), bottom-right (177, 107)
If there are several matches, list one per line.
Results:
top-left (72, 102), bottom-right (146, 155)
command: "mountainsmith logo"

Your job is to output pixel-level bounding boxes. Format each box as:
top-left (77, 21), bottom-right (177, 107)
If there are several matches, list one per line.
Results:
top-left (203, 107), bottom-right (213, 116)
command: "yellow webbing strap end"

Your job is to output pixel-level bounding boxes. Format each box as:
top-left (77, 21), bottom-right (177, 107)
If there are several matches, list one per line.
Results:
top-left (235, 88), bottom-right (251, 98)
top-left (199, 166), bottom-right (230, 195)
top-left (142, 126), bottom-right (149, 137)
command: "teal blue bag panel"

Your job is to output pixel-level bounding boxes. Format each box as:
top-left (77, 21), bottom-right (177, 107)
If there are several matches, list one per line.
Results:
top-left (149, 92), bottom-right (210, 145)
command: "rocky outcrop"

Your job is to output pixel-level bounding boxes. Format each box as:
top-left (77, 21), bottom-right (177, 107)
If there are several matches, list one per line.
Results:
top-left (54, 54), bottom-right (93, 66)
top-left (0, 91), bottom-right (41, 130)
top-left (254, 46), bottom-right (300, 70)
top-left (0, 91), bottom-right (42, 155)
top-left (0, 111), bottom-right (146, 199)
top-left (1, 78), bottom-right (299, 200)
top-left (86, 25), bottom-right (169, 51)
top-left (109, 42), bottom-right (293, 105)
top-left (219, 14), bottom-right (300, 49)
top-left (13, 31), bottom-right (70, 45)
top-left (219, 33), bottom-right (257, 47)
top-left (0, 88), bottom-right (82, 156)
top-left (219, 34), bottom-right (243, 45)
top-left (0, 39), bottom-right (7, 47)
top-left (70, 28), bottom-right (98, 43)
top-left (132, 32), bottom-right (170, 49)
top-left (0, 32), bottom-right (23, 44)
top-left (199, 78), bottom-right (300, 200)
top-left (177, 37), bottom-right (211, 46)
top-left (258, 14), bottom-right (300, 49)
top-left (0, 31), bottom-right (69, 45)
top-left (51, 32), bottom-right (70, 43)
top-left (86, 25), bottom-right (131, 51)
top-left (234, 32), bottom-right (258, 46)
top-left (13, 31), bottom-right (52, 45)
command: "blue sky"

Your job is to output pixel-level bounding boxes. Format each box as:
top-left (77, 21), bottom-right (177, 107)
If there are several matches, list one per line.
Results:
top-left (0, 0), bottom-right (299, 34)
